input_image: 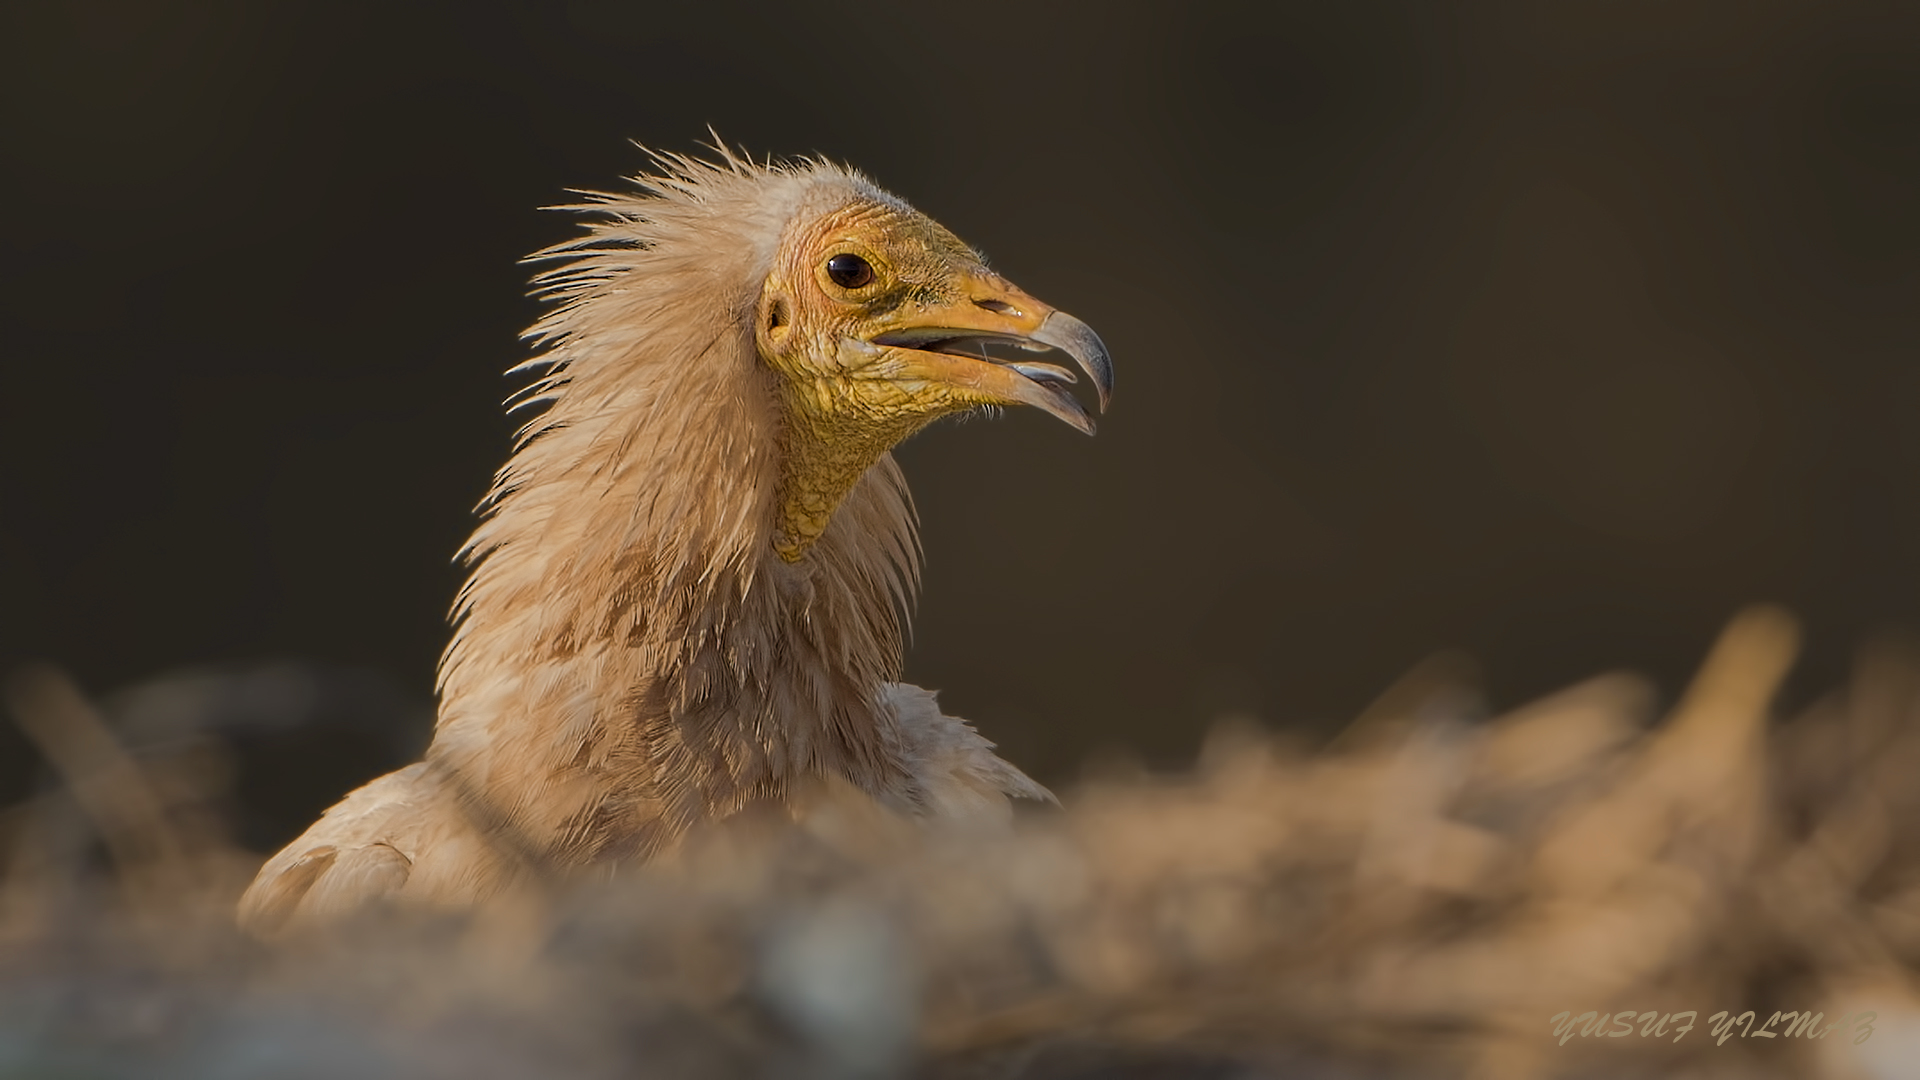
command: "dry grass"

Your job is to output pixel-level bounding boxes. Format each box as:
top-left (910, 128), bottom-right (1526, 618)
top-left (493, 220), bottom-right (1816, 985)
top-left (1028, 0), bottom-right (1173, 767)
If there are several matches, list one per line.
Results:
top-left (6, 605), bottom-right (1920, 1078)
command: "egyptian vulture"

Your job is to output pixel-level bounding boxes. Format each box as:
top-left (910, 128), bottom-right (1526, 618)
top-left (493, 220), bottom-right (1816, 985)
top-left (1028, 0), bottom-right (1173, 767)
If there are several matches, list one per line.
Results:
top-left (238, 147), bottom-right (1113, 935)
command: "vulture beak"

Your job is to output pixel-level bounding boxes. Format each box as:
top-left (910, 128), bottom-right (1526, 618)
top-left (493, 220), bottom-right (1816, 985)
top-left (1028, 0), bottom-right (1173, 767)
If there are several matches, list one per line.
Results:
top-left (864, 277), bottom-right (1114, 434)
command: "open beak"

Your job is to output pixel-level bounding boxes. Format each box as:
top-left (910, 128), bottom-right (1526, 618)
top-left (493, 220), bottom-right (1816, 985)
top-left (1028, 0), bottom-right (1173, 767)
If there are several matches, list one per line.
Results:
top-left (863, 278), bottom-right (1113, 434)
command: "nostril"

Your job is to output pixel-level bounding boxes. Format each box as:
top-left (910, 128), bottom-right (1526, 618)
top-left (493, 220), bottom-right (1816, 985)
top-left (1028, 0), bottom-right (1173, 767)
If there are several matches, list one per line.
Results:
top-left (974, 298), bottom-right (1021, 316)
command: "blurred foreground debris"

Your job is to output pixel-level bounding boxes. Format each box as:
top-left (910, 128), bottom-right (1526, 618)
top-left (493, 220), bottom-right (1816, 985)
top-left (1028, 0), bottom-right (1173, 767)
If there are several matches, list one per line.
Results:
top-left (5, 607), bottom-right (1920, 1078)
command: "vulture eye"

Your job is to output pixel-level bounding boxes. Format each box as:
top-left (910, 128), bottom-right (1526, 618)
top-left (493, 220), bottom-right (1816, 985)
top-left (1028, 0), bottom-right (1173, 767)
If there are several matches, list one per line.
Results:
top-left (825, 253), bottom-right (875, 289)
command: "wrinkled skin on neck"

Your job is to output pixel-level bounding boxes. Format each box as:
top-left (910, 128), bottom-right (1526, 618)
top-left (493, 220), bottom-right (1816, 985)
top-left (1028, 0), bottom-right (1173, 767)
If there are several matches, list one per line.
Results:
top-left (758, 200), bottom-right (1007, 561)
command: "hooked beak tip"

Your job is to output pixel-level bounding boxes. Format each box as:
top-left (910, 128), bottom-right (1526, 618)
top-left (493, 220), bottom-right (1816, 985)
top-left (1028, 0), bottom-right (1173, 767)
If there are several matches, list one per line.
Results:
top-left (1030, 310), bottom-right (1113, 414)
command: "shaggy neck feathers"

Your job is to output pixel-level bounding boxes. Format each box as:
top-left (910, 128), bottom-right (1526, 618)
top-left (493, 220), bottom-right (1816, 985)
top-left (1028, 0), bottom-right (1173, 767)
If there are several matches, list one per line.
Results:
top-left (429, 153), bottom-right (923, 864)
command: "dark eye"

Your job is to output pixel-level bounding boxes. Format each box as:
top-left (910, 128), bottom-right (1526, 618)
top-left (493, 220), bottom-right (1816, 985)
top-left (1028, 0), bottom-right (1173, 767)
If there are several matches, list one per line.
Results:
top-left (825, 253), bottom-right (874, 289)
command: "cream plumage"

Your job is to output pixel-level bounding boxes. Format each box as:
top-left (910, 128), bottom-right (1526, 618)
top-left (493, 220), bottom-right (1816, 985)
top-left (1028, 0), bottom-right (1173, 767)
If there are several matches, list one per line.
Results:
top-left (239, 147), bottom-right (1112, 936)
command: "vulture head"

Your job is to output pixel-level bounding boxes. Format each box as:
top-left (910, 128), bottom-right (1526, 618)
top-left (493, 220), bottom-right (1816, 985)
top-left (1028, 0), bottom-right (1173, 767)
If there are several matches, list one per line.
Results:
top-left (750, 190), bottom-right (1111, 559)
top-left (238, 146), bottom-right (1110, 933)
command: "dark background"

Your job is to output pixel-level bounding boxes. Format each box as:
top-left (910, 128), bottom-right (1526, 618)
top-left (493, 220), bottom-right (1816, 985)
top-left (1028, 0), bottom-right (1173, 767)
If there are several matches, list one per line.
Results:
top-left (3, 0), bottom-right (1918, 847)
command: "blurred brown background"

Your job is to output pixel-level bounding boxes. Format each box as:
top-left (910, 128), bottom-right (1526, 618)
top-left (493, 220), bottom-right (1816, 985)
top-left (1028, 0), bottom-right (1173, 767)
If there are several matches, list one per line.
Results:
top-left (2, 0), bottom-right (1917, 852)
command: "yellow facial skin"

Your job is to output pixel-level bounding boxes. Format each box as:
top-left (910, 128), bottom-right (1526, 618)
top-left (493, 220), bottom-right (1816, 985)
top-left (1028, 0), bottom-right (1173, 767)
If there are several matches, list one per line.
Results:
top-left (756, 199), bottom-right (1107, 562)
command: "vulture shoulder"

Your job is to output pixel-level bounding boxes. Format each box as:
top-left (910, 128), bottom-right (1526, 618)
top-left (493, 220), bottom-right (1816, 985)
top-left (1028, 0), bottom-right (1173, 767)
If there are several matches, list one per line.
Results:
top-left (236, 764), bottom-right (503, 936)
top-left (885, 683), bottom-right (1055, 822)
